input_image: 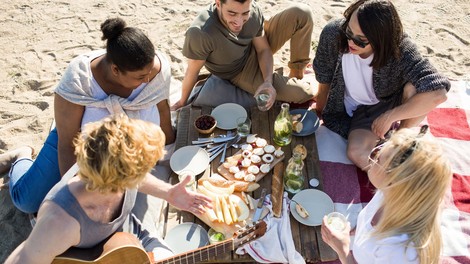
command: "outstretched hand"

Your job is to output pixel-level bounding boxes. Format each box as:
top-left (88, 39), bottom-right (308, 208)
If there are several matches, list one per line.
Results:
top-left (167, 176), bottom-right (213, 215)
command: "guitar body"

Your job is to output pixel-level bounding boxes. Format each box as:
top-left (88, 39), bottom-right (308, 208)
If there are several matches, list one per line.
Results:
top-left (52, 232), bottom-right (151, 264)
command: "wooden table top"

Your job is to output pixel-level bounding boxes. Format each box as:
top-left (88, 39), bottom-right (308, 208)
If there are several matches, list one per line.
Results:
top-left (162, 104), bottom-right (338, 263)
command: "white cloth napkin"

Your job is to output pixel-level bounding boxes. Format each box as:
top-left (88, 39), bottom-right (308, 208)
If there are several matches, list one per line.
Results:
top-left (235, 192), bottom-right (305, 264)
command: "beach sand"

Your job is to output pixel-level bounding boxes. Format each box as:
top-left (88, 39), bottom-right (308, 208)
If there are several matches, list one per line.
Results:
top-left (0, 0), bottom-right (469, 261)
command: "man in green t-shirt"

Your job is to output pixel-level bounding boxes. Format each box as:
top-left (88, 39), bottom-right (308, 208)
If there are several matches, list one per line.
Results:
top-left (171, 0), bottom-right (315, 111)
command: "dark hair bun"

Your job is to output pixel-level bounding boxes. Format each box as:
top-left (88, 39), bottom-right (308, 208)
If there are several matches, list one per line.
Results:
top-left (101, 18), bottom-right (127, 41)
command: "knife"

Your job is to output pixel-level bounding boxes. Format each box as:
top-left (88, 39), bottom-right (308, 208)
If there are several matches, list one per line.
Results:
top-left (252, 188), bottom-right (267, 222)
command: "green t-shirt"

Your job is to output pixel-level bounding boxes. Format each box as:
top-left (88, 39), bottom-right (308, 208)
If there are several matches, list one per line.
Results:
top-left (183, 2), bottom-right (264, 80)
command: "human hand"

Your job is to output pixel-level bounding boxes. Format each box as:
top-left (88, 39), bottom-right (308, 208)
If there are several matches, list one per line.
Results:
top-left (170, 99), bottom-right (185, 111)
top-left (372, 110), bottom-right (395, 139)
top-left (254, 82), bottom-right (277, 110)
top-left (167, 176), bottom-right (213, 215)
top-left (313, 93), bottom-right (326, 119)
top-left (321, 216), bottom-right (351, 260)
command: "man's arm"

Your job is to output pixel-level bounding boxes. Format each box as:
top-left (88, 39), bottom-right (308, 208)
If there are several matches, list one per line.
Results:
top-left (171, 59), bottom-right (206, 111)
top-left (138, 173), bottom-right (212, 215)
top-left (5, 202), bottom-right (80, 264)
top-left (252, 35), bottom-right (276, 109)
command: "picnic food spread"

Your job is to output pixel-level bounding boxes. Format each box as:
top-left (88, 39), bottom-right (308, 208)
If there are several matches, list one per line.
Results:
top-left (217, 134), bottom-right (285, 182)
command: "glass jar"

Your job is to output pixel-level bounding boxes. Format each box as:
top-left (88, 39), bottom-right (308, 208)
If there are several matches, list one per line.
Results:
top-left (273, 103), bottom-right (292, 146)
top-left (283, 152), bottom-right (304, 194)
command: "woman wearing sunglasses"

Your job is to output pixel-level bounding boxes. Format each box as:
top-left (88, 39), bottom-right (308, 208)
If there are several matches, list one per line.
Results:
top-left (312, 0), bottom-right (450, 171)
top-left (321, 126), bottom-right (452, 263)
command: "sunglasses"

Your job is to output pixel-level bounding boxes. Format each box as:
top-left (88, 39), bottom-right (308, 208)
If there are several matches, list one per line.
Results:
top-left (344, 27), bottom-right (370, 48)
top-left (368, 125), bottom-right (429, 170)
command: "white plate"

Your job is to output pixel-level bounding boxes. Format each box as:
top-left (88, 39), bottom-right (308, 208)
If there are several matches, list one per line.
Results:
top-left (290, 109), bottom-right (320, 136)
top-left (211, 103), bottom-right (247, 130)
top-left (164, 223), bottom-right (209, 255)
top-left (290, 189), bottom-right (334, 226)
top-left (170, 146), bottom-right (209, 175)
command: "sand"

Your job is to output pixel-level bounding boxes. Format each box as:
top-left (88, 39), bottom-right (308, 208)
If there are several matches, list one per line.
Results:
top-left (0, 0), bottom-right (469, 261)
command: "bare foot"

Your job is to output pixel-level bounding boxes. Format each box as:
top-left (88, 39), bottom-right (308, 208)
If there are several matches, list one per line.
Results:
top-left (0, 146), bottom-right (34, 175)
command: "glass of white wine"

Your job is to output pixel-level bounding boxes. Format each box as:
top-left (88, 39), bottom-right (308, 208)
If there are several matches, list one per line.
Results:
top-left (326, 212), bottom-right (348, 232)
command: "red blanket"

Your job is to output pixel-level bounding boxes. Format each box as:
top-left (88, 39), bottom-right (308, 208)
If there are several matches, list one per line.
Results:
top-left (316, 81), bottom-right (470, 263)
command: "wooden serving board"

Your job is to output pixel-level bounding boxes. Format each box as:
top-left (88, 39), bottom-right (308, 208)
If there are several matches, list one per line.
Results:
top-left (217, 150), bottom-right (285, 182)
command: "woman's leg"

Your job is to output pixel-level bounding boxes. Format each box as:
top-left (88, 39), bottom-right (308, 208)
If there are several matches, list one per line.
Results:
top-left (347, 129), bottom-right (378, 171)
top-left (9, 129), bottom-right (61, 213)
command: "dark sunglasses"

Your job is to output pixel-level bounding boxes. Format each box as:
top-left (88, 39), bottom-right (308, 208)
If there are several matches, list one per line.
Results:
top-left (344, 27), bottom-right (370, 48)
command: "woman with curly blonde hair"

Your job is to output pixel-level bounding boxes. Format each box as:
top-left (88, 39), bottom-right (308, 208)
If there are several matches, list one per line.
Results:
top-left (5, 114), bottom-right (212, 264)
top-left (322, 125), bottom-right (452, 264)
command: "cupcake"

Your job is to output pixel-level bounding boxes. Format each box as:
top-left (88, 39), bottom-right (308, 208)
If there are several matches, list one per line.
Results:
top-left (241, 144), bottom-right (253, 151)
top-left (241, 158), bottom-right (252, 167)
top-left (255, 138), bottom-right (267, 148)
top-left (252, 147), bottom-right (265, 156)
top-left (260, 163), bottom-right (271, 174)
top-left (262, 154), bottom-right (274, 163)
top-left (274, 148), bottom-right (285, 158)
top-left (229, 166), bottom-right (240, 174)
top-left (246, 134), bottom-right (257, 144)
top-left (244, 173), bottom-right (256, 182)
top-left (247, 165), bottom-right (260, 175)
top-left (242, 150), bottom-right (252, 158)
top-left (234, 170), bottom-right (246, 180)
top-left (263, 144), bottom-right (275, 154)
top-left (250, 154), bottom-right (261, 164)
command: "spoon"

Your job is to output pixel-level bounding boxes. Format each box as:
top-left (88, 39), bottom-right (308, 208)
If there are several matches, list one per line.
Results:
top-left (294, 106), bottom-right (313, 133)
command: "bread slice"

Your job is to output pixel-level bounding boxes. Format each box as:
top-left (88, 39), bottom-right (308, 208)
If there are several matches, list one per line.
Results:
top-left (271, 162), bottom-right (284, 218)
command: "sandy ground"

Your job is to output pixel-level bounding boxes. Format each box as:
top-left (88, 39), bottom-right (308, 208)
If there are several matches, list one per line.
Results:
top-left (0, 0), bottom-right (469, 261)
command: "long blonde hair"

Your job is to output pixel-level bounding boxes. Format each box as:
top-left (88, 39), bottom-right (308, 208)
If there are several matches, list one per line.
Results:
top-left (375, 127), bottom-right (452, 264)
top-left (74, 114), bottom-right (166, 193)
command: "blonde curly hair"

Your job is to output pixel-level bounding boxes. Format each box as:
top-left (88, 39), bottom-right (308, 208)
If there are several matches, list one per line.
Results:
top-left (74, 114), bottom-right (166, 193)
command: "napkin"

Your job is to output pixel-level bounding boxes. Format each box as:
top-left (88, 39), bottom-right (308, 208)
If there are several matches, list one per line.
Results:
top-left (235, 192), bottom-right (305, 264)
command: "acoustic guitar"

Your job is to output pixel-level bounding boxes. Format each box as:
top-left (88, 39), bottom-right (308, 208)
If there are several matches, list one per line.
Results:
top-left (52, 221), bottom-right (267, 264)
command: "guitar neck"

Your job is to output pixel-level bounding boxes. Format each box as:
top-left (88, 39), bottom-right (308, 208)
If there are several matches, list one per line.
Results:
top-left (158, 239), bottom-right (233, 264)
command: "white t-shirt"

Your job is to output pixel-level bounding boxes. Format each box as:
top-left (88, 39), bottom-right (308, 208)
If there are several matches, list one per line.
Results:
top-left (352, 191), bottom-right (419, 263)
top-left (342, 53), bottom-right (378, 116)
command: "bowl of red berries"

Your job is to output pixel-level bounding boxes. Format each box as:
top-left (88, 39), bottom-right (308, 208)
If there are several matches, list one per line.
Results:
top-left (194, 115), bottom-right (217, 134)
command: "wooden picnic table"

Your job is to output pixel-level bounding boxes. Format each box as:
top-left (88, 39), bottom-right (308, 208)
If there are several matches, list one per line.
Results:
top-left (162, 104), bottom-right (338, 263)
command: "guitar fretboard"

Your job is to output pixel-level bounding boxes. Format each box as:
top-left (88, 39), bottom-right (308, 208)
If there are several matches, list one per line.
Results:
top-left (159, 239), bottom-right (233, 264)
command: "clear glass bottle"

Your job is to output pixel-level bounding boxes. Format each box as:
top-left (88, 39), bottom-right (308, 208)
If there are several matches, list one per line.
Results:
top-left (283, 152), bottom-right (304, 194)
top-left (273, 103), bottom-right (292, 146)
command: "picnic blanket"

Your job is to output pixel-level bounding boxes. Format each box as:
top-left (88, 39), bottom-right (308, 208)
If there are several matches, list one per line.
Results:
top-left (315, 81), bottom-right (470, 263)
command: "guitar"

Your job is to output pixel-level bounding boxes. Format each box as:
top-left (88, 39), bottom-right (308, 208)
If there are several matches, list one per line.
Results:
top-left (52, 221), bottom-right (267, 264)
